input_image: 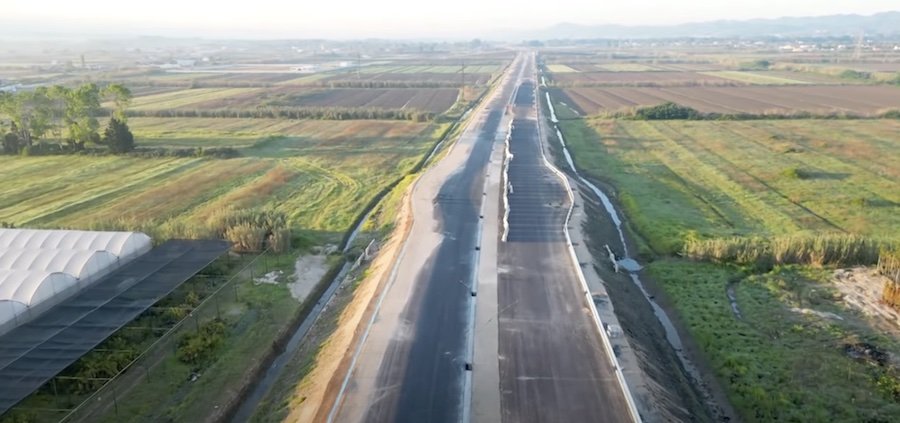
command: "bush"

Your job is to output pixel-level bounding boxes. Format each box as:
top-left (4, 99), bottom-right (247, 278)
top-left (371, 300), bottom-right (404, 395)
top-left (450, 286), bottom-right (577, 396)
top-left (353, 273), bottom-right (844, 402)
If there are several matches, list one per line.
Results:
top-left (632, 102), bottom-right (700, 120)
top-left (781, 167), bottom-right (808, 179)
top-left (839, 69), bottom-right (872, 81)
top-left (176, 319), bottom-right (227, 366)
top-left (879, 248), bottom-right (900, 284)
top-left (738, 59), bottom-right (771, 70)
top-left (207, 208), bottom-right (292, 253)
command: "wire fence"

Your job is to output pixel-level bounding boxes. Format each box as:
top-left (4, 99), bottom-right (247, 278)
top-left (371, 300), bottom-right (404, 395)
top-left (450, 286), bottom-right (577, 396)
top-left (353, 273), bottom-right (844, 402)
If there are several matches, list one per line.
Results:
top-left (4, 249), bottom-right (274, 423)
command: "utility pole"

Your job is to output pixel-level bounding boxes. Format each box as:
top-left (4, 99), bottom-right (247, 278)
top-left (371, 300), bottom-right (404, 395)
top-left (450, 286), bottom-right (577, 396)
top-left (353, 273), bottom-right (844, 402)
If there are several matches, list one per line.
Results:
top-left (853, 31), bottom-right (864, 61)
top-left (461, 59), bottom-right (466, 90)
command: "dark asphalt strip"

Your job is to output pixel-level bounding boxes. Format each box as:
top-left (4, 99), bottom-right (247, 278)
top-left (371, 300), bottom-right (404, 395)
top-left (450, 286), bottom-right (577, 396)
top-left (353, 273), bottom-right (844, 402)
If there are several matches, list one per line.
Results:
top-left (362, 110), bottom-right (504, 423)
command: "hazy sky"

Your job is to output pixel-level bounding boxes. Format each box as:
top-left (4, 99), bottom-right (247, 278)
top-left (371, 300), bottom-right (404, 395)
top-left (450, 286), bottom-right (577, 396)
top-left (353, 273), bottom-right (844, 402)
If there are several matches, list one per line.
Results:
top-left (6, 0), bottom-right (899, 38)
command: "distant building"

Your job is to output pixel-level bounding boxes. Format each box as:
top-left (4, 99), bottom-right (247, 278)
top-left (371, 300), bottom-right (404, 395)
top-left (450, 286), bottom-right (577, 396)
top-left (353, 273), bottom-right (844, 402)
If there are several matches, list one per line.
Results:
top-left (291, 64), bottom-right (319, 73)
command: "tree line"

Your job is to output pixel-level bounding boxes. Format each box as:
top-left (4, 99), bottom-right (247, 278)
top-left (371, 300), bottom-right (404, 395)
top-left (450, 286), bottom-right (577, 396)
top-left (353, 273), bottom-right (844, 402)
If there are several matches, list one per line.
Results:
top-left (0, 83), bottom-right (135, 155)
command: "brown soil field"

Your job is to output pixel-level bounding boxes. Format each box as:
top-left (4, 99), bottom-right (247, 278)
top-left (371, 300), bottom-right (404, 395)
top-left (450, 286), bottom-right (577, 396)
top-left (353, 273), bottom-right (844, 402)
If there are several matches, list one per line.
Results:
top-left (322, 72), bottom-right (492, 85)
top-left (557, 85), bottom-right (900, 115)
top-left (832, 62), bottom-right (900, 72)
top-left (654, 63), bottom-right (729, 71)
top-left (550, 71), bottom-right (737, 86)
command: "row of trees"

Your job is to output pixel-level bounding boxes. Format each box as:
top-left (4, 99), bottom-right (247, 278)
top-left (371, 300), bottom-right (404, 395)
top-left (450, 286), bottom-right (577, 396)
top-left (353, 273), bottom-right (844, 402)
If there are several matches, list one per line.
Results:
top-left (0, 83), bottom-right (135, 155)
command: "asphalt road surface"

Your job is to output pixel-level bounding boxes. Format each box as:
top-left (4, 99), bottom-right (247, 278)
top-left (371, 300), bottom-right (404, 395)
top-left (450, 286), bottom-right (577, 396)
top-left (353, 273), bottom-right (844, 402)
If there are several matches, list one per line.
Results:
top-left (329, 55), bottom-right (524, 423)
top-left (329, 52), bottom-right (634, 423)
top-left (497, 61), bottom-right (634, 422)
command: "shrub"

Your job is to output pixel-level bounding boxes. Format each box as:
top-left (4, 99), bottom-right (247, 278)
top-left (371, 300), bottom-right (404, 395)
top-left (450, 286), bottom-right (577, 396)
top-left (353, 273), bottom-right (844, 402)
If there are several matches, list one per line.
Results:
top-left (632, 102), bottom-right (700, 120)
top-left (207, 208), bottom-right (292, 253)
top-left (176, 319), bottom-right (228, 366)
top-left (839, 69), bottom-right (872, 81)
top-left (224, 223), bottom-right (267, 252)
top-left (780, 167), bottom-right (808, 179)
top-left (738, 59), bottom-right (771, 70)
top-left (879, 248), bottom-right (900, 284)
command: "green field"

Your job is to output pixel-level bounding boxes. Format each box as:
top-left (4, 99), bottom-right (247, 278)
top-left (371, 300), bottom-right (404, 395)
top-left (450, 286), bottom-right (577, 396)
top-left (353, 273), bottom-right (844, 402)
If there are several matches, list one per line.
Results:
top-left (598, 63), bottom-right (660, 72)
top-left (558, 113), bottom-right (900, 420)
top-left (702, 71), bottom-right (811, 85)
top-left (0, 115), bottom-right (449, 420)
top-left (648, 260), bottom-right (900, 421)
top-left (546, 64), bottom-right (579, 73)
top-left (559, 118), bottom-right (900, 254)
top-left (128, 117), bottom-right (432, 149)
top-left (128, 88), bottom-right (261, 110)
top-left (0, 119), bottom-right (446, 237)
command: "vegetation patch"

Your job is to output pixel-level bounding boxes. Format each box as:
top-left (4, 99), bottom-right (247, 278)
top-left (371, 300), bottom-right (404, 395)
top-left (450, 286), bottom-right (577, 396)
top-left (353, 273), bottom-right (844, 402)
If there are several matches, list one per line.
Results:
top-left (648, 260), bottom-right (900, 422)
top-left (682, 234), bottom-right (893, 269)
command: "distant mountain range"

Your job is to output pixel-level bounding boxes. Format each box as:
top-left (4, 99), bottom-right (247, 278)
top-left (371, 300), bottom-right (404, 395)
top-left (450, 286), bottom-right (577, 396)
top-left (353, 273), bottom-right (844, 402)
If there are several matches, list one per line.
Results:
top-left (500, 11), bottom-right (900, 40)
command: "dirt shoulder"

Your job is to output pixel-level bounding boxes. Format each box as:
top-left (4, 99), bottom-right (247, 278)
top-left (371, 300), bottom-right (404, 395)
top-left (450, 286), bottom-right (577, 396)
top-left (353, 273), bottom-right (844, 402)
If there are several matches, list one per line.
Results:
top-left (276, 188), bottom-right (414, 423)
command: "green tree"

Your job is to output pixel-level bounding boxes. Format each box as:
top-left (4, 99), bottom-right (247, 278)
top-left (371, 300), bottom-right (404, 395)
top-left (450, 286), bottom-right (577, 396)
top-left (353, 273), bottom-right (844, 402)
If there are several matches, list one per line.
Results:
top-left (102, 83), bottom-right (133, 122)
top-left (63, 83), bottom-right (102, 149)
top-left (0, 90), bottom-right (49, 147)
top-left (46, 85), bottom-right (71, 141)
top-left (2, 122), bottom-right (22, 154)
top-left (101, 117), bottom-right (135, 153)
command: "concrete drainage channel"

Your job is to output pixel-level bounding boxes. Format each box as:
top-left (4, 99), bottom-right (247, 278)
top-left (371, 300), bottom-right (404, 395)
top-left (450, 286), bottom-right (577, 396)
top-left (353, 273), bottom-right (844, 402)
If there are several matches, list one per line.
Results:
top-left (542, 84), bottom-right (714, 416)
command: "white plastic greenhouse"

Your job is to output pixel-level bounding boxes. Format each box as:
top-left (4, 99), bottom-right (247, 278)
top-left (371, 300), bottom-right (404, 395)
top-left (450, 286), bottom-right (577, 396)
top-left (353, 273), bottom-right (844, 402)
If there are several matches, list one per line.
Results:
top-left (0, 229), bottom-right (152, 335)
top-left (0, 249), bottom-right (119, 280)
top-left (0, 229), bottom-right (151, 259)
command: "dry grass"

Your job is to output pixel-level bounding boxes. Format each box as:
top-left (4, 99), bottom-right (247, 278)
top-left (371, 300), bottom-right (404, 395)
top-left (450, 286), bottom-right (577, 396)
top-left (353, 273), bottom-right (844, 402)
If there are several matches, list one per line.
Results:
top-left (682, 234), bottom-right (891, 268)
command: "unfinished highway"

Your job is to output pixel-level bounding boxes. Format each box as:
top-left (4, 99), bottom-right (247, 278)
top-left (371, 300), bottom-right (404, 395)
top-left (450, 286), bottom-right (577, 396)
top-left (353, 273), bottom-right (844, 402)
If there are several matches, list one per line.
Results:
top-left (493, 54), bottom-right (635, 423)
top-left (327, 52), bottom-right (636, 423)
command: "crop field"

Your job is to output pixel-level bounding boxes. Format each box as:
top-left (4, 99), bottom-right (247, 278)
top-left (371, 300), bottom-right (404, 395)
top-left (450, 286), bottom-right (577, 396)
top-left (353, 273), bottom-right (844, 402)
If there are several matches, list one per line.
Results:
top-left (652, 63), bottom-right (729, 71)
top-left (544, 47), bottom-right (900, 422)
top-left (129, 87), bottom-right (262, 110)
top-left (560, 116), bottom-right (900, 421)
top-left (252, 88), bottom-right (459, 113)
top-left (114, 71), bottom-right (330, 88)
top-left (355, 64), bottom-right (500, 74)
top-left (597, 63), bottom-right (661, 72)
top-left (558, 118), bottom-right (900, 253)
top-left (548, 70), bottom-right (736, 86)
top-left (321, 71), bottom-right (490, 85)
top-left (700, 71), bottom-right (812, 85)
top-left (127, 87), bottom-right (459, 113)
top-left (128, 117), bottom-right (434, 148)
top-left (555, 85), bottom-right (900, 115)
top-left (545, 64), bottom-right (579, 73)
top-left (0, 120), bottom-right (445, 235)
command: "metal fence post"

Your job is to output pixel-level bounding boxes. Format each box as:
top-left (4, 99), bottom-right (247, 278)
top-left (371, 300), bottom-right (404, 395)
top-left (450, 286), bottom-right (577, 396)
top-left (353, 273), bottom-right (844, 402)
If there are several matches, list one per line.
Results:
top-left (52, 377), bottom-right (59, 407)
top-left (112, 386), bottom-right (119, 416)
